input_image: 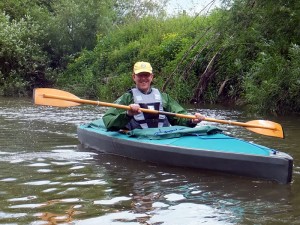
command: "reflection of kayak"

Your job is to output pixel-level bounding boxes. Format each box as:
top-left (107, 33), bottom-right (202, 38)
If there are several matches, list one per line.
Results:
top-left (77, 119), bottom-right (293, 184)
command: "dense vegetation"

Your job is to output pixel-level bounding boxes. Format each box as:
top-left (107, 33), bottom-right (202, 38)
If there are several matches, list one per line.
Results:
top-left (1, 0), bottom-right (299, 114)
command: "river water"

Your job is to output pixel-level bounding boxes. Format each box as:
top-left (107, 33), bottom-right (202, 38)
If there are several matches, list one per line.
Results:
top-left (0, 97), bottom-right (299, 225)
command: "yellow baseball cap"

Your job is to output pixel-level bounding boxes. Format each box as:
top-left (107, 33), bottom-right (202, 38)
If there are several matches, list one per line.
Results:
top-left (133, 62), bottom-right (153, 74)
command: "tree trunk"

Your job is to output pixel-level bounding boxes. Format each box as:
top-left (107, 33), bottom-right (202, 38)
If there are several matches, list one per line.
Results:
top-left (191, 52), bottom-right (218, 103)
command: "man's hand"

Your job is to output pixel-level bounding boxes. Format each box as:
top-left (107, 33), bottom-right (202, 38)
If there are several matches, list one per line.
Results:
top-left (191, 113), bottom-right (205, 124)
top-left (127, 104), bottom-right (141, 116)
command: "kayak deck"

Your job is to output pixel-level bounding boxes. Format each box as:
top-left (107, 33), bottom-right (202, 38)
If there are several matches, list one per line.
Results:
top-left (82, 123), bottom-right (272, 156)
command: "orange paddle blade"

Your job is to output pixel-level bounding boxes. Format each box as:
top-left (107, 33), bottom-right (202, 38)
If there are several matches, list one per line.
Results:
top-left (204, 117), bottom-right (284, 139)
top-left (34, 88), bottom-right (81, 107)
top-left (245, 120), bottom-right (284, 139)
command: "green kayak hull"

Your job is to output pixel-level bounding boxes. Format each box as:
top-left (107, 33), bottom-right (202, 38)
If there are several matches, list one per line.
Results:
top-left (77, 121), bottom-right (293, 184)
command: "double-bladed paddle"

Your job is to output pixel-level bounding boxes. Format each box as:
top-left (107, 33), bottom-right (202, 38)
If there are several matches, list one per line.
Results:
top-left (33, 88), bottom-right (284, 139)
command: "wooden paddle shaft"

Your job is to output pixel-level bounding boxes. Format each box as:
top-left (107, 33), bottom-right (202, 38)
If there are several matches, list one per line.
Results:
top-left (43, 93), bottom-right (276, 131)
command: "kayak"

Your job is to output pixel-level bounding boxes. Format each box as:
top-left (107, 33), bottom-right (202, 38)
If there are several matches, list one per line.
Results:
top-left (77, 119), bottom-right (293, 184)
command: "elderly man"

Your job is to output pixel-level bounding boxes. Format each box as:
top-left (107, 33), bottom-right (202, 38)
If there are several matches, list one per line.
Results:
top-left (103, 61), bottom-right (204, 131)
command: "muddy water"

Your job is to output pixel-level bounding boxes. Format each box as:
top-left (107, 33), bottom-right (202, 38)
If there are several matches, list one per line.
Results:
top-left (0, 97), bottom-right (299, 224)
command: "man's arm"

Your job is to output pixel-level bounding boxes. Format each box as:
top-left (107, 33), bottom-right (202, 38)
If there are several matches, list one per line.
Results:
top-left (102, 93), bottom-right (134, 131)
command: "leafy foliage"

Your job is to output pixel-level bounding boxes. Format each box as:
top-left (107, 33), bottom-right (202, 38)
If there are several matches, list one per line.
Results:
top-left (1, 0), bottom-right (300, 114)
top-left (211, 0), bottom-right (300, 113)
top-left (0, 12), bottom-right (49, 96)
top-left (58, 15), bottom-right (214, 102)
top-left (43, 0), bottom-right (114, 68)
top-left (244, 44), bottom-right (300, 114)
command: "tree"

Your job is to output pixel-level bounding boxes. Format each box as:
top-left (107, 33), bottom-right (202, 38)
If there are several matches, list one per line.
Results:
top-left (114, 0), bottom-right (168, 23)
top-left (0, 12), bottom-right (49, 96)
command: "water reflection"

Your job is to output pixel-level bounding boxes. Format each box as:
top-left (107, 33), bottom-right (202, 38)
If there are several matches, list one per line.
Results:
top-left (74, 149), bottom-right (293, 224)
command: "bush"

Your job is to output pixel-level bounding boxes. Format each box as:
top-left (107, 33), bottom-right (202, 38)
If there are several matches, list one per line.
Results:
top-left (60, 15), bottom-right (213, 102)
top-left (243, 44), bottom-right (300, 114)
top-left (0, 12), bottom-right (49, 96)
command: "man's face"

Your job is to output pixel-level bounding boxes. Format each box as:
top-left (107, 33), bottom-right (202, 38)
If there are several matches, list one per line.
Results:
top-left (133, 72), bottom-right (153, 92)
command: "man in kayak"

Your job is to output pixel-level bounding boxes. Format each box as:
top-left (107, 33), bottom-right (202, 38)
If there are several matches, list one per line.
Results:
top-left (103, 61), bottom-right (204, 131)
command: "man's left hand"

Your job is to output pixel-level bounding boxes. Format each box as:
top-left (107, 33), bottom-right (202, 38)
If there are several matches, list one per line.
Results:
top-left (191, 113), bottom-right (205, 124)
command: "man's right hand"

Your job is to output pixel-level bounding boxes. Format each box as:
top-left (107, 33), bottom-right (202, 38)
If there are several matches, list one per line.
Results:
top-left (127, 104), bottom-right (141, 116)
